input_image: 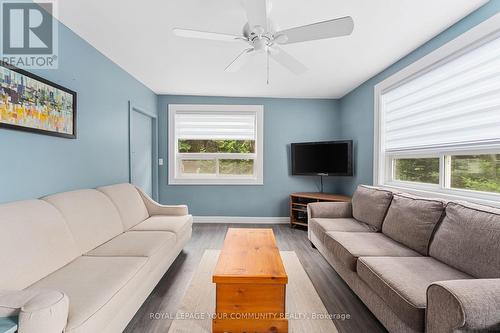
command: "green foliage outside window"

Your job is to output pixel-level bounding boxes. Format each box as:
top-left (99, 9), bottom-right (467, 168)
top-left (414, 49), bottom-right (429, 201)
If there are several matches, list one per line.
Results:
top-left (394, 158), bottom-right (440, 184)
top-left (393, 155), bottom-right (500, 194)
top-left (451, 154), bottom-right (500, 194)
top-left (178, 140), bottom-right (255, 176)
top-left (178, 140), bottom-right (255, 153)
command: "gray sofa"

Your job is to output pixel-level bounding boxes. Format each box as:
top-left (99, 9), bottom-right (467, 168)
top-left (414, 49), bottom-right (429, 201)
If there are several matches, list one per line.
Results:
top-left (308, 185), bottom-right (500, 333)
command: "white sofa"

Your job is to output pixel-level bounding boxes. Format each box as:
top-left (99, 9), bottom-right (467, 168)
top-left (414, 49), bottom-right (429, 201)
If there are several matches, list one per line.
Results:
top-left (0, 183), bottom-right (192, 333)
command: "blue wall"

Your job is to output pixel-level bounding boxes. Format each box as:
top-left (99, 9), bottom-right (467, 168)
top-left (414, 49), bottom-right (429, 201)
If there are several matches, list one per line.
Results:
top-left (3, 2), bottom-right (497, 215)
top-left (337, 1), bottom-right (500, 195)
top-left (158, 95), bottom-right (341, 217)
top-left (0, 19), bottom-right (157, 203)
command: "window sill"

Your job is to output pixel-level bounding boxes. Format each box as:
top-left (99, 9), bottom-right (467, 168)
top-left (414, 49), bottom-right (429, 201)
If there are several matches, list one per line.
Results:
top-left (380, 182), bottom-right (500, 208)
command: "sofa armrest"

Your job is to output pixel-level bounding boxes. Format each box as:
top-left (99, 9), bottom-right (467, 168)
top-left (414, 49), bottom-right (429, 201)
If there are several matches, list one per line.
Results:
top-left (136, 186), bottom-right (189, 216)
top-left (307, 202), bottom-right (352, 219)
top-left (426, 279), bottom-right (500, 333)
top-left (0, 289), bottom-right (69, 333)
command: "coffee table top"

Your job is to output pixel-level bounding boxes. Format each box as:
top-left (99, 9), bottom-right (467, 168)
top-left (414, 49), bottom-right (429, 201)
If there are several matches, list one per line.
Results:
top-left (213, 228), bottom-right (288, 284)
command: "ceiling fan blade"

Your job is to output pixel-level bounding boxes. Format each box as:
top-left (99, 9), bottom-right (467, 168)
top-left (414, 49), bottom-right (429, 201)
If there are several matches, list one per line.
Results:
top-left (269, 46), bottom-right (307, 75)
top-left (173, 28), bottom-right (244, 42)
top-left (243, 0), bottom-right (269, 31)
top-left (225, 48), bottom-right (255, 72)
top-left (275, 16), bottom-right (354, 45)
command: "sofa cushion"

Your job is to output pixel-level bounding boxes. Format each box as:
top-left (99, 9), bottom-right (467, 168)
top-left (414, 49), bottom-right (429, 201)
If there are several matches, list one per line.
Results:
top-left (308, 202), bottom-right (352, 219)
top-left (97, 183), bottom-right (149, 230)
top-left (310, 218), bottom-right (376, 242)
top-left (429, 202), bottom-right (500, 278)
top-left (27, 256), bottom-right (147, 331)
top-left (0, 200), bottom-right (80, 290)
top-left (352, 185), bottom-right (393, 230)
top-left (324, 232), bottom-right (420, 271)
top-left (42, 189), bottom-right (124, 253)
top-left (357, 257), bottom-right (472, 332)
top-left (131, 215), bottom-right (193, 237)
top-left (85, 231), bottom-right (176, 257)
top-left (382, 194), bottom-right (445, 255)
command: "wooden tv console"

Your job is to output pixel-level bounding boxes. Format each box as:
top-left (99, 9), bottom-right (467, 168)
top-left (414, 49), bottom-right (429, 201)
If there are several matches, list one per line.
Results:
top-left (289, 192), bottom-right (351, 228)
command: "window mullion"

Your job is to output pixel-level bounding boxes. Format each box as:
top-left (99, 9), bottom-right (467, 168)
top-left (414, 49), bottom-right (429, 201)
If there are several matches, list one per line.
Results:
top-left (443, 155), bottom-right (452, 189)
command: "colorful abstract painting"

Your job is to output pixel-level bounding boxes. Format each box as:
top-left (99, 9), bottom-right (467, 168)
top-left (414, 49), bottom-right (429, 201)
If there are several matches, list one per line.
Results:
top-left (0, 62), bottom-right (76, 138)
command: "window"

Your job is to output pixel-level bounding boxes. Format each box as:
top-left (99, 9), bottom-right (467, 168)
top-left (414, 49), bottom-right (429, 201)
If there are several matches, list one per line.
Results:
top-left (450, 154), bottom-right (500, 194)
top-left (393, 158), bottom-right (440, 185)
top-left (168, 104), bottom-right (263, 185)
top-left (374, 13), bottom-right (500, 204)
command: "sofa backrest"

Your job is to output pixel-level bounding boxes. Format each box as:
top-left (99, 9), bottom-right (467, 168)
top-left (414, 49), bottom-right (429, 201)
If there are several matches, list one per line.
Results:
top-left (429, 201), bottom-right (500, 278)
top-left (352, 185), bottom-right (393, 231)
top-left (97, 183), bottom-right (149, 229)
top-left (42, 189), bottom-right (123, 253)
top-left (0, 200), bottom-right (80, 290)
top-left (382, 193), bottom-right (445, 255)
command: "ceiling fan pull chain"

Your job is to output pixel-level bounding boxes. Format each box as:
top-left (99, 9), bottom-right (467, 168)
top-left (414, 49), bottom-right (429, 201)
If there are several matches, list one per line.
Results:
top-left (267, 50), bottom-right (270, 85)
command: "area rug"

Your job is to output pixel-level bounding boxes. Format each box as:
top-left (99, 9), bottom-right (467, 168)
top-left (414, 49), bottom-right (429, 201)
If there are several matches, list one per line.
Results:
top-left (168, 250), bottom-right (338, 333)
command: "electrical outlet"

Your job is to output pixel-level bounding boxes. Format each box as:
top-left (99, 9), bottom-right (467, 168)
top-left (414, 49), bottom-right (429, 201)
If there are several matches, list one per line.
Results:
top-left (158, 158), bottom-right (164, 166)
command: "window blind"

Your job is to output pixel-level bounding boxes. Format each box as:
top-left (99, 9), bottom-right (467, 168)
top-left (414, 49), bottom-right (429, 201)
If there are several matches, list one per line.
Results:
top-left (175, 111), bottom-right (256, 140)
top-left (382, 34), bottom-right (500, 152)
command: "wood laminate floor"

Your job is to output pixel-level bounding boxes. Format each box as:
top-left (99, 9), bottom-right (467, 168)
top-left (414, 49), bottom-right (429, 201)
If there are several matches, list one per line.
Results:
top-left (124, 224), bottom-right (387, 333)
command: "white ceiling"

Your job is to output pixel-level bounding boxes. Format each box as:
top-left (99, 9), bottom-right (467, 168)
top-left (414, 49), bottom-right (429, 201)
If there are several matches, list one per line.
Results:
top-left (53, 0), bottom-right (487, 98)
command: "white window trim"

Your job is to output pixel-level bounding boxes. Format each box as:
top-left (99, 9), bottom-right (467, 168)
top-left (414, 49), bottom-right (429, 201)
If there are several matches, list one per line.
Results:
top-left (168, 104), bottom-right (264, 185)
top-left (373, 12), bottom-right (500, 207)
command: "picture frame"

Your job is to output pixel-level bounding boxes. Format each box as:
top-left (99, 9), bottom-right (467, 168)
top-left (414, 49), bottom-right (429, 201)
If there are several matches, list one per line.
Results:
top-left (0, 61), bottom-right (77, 139)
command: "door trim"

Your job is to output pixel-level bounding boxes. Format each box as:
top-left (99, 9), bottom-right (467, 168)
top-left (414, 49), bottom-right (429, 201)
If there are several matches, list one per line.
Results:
top-left (129, 101), bottom-right (159, 200)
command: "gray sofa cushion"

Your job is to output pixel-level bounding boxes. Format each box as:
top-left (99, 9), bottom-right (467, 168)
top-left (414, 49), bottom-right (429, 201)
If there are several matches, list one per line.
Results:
top-left (382, 194), bottom-right (445, 255)
top-left (309, 218), bottom-right (376, 243)
top-left (324, 232), bottom-right (421, 271)
top-left (429, 202), bottom-right (500, 278)
top-left (357, 257), bottom-right (472, 332)
top-left (352, 185), bottom-right (393, 230)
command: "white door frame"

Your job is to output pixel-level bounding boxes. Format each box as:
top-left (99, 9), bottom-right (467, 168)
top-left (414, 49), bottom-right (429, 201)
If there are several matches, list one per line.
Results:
top-left (128, 101), bottom-right (159, 200)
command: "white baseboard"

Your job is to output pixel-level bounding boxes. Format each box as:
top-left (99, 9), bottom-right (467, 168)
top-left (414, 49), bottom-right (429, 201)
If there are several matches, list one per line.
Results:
top-left (193, 216), bottom-right (289, 224)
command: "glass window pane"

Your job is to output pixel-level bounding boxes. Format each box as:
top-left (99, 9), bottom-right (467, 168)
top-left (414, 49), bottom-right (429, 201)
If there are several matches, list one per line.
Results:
top-left (451, 154), bottom-right (500, 194)
top-left (219, 159), bottom-right (254, 175)
top-left (180, 159), bottom-right (216, 174)
top-left (178, 140), bottom-right (255, 153)
top-left (393, 158), bottom-right (440, 184)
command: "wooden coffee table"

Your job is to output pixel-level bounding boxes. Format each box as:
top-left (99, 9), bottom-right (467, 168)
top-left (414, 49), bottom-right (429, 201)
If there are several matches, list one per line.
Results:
top-left (213, 228), bottom-right (288, 333)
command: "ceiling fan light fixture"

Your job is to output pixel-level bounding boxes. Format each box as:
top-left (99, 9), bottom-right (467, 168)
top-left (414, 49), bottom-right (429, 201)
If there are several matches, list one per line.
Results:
top-left (254, 39), bottom-right (268, 52)
top-left (253, 25), bottom-right (266, 35)
top-left (174, 0), bottom-right (354, 80)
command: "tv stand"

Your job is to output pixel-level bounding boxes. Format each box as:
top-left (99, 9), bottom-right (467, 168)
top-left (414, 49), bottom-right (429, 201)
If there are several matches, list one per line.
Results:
top-left (289, 192), bottom-right (351, 228)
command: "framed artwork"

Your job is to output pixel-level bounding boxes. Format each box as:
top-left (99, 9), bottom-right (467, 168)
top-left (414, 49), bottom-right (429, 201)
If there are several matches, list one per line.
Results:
top-left (0, 61), bottom-right (76, 139)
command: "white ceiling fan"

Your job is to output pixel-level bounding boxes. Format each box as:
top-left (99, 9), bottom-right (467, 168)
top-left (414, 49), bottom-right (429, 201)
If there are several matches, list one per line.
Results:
top-left (173, 0), bottom-right (354, 82)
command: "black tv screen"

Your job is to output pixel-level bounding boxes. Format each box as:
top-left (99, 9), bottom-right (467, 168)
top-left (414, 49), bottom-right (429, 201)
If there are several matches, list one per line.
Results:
top-left (291, 140), bottom-right (353, 176)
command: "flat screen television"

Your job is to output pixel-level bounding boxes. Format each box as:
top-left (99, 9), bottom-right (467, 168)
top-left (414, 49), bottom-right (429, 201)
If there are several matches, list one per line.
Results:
top-left (291, 140), bottom-right (353, 176)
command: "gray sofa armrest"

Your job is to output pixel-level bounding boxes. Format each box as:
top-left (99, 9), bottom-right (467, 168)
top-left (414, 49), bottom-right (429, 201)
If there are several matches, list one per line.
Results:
top-left (136, 186), bottom-right (189, 216)
top-left (307, 202), bottom-right (352, 219)
top-left (0, 289), bottom-right (69, 333)
top-left (426, 279), bottom-right (500, 333)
